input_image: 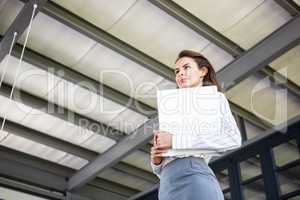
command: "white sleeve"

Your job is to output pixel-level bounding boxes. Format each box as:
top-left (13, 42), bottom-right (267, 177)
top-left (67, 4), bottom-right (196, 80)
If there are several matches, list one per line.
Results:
top-left (172, 93), bottom-right (242, 152)
top-left (150, 161), bottom-right (163, 179)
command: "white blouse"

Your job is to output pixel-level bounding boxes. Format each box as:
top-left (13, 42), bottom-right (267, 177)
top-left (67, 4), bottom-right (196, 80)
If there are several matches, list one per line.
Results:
top-left (151, 92), bottom-right (242, 178)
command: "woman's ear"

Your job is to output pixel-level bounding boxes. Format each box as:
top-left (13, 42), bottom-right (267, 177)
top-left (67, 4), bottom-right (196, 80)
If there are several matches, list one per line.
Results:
top-left (200, 66), bottom-right (208, 77)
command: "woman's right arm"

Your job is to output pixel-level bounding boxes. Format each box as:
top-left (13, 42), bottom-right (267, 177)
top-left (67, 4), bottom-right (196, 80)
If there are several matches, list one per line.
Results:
top-left (150, 132), bottom-right (166, 178)
top-left (151, 160), bottom-right (163, 178)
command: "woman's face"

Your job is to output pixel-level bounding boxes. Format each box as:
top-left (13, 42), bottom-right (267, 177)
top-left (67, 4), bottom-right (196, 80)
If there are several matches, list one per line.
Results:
top-left (175, 57), bottom-right (207, 88)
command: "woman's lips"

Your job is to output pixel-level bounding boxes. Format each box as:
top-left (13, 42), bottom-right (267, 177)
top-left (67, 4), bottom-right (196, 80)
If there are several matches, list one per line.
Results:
top-left (180, 78), bottom-right (188, 84)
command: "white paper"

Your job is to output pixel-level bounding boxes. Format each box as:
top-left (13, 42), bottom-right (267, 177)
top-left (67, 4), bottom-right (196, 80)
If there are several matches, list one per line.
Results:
top-left (156, 86), bottom-right (226, 156)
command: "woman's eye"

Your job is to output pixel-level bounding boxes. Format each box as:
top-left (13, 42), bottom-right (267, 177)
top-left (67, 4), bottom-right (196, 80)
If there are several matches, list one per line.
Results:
top-left (175, 70), bottom-right (179, 74)
top-left (184, 65), bottom-right (190, 69)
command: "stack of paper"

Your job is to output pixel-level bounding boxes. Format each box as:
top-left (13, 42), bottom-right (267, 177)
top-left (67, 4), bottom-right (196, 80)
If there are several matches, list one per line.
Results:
top-left (157, 85), bottom-right (226, 136)
top-left (156, 85), bottom-right (228, 156)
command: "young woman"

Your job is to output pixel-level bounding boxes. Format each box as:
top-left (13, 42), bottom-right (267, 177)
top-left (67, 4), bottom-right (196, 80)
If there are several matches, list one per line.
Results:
top-left (151, 50), bottom-right (242, 200)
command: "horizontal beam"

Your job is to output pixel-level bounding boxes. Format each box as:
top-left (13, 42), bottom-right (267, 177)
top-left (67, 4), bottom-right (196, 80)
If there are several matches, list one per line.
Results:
top-left (41, 1), bottom-right (175, 82)
top-left (56, 0), bottom-right (284, 190)
top-left (0, 0), bottom-right (47, 62)
top-left (0, 60), bottom-right (153, 154)
top-left (260, 66), bottom-right (300, 97)
top-left (68, 117), bottom-right (159, 191)
top-left (0, 117), bottom-right (97, 160)
top-left (0, 176), bottom-right (65, 200)
top-left (21, 0), bottom-right (295, 194)
top-left (0, 82), bottom-right (156, 179)
top-left (20, 0), bottom-right (271, 136)
top-left (0, 152), bottom-right (67, 192)
top-left (211, 114), bottom-right (300, 171)
top-left (127, 184), bottom-right (159, 200)
top-left (217, 15), bottom-right (300, 90)
top-left (150, 0), bottom-right (300, 97)
top-left (0, 146), bottom-right (139, 197)
top-left (148, 0), bottom-right (243, 57)
top-left (37, 0), bottom-right (300, 195)
top-left (0, 81), bottom-right (125, 141)
top-left (11, 43), bottom-right (155, 118)
top-left (129, 113), bottom-right (300, 200)
top-left (274, 0), bottom-right (300, 16)
top-left (229, 101), bottom-right (272, 130)
top-left (0, 116), bottom-right (157, 183)
top-left (4, 2), bottom-right (269, 146)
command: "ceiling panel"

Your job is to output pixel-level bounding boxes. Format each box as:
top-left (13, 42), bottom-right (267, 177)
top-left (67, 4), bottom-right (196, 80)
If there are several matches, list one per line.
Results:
top-left (107, 109), bottom-right (148, 134)
top-left (53, 0), bottom-right (137, 30)
top-left (47, 120), bottom-right (116, 152)
top-left (1, 56), bottom-right (127, 127)
top-left (240, 161), bottom-right (261, 180)
top-left (25, 111), bottom-right (94, 146)
top-left (18, 13), bottom-right (96, 67)
top-left (200, 43), bottom-right (233, 72)
top-left (81, 133), bottom-right (116, 153)
top-left (280, 180), bottom-right (300, 198)
top-left (0, 55), bottom-right (142, 149)
top-left (57, 154), bottom-right (89, 170)
top-left (1, 134), bottom-right (89, 169)
top-left (136, 78), bottom-right (176, 108)
top-left (269, 44), bottom-right (300, 86)
top-left (0, 186), bottom-right (47, 200)
top-left (0, 1), bottom-right (299, 198)
top-left (0, 96), bottom-right (32, 123)
top-left (47, 120), bottom-right (88, 143)
top-left (227, 73), bottom-right (300, 126)
top-left (122, 151), bottom-right (152, 172)
top-left (0, 82), bottom-right (116, 153)
top-left (0, 56), bottom-right (62, 98)
top-left (21, 109), bottom-right (62, 134)
top-left (273, 142), bottom-right (300, 167)
top-left (294, 0), bottom-right (300, 6)
top-left (47, 78), bottom-right (124, 124)
top-left (244, 187), bottom-right (265, 200)
top-left (98, 168), bottom-right (153, 191)
top-left (1, 134), bottom-right (67, 162)
top-left (224, 0), bottom-right (291, 49)
top-left (109, 0), bottom-right (210, 68)
top-left (244, 120), bottom-right (264, 140)
top-left (73, 43), bottom-right (164, 102)
top-left (173, 0), bottom-right (264, 32)
top-left (0, 0), bottom-right (23, 34)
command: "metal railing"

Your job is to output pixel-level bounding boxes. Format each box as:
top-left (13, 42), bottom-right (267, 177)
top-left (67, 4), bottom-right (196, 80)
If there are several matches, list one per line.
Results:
top-left (129, 115), bottom-right (300, 200)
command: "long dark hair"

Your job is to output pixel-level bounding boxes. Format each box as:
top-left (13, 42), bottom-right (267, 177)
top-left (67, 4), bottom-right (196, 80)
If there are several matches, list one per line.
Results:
top-left (176, 50), bottom-right (223, 92)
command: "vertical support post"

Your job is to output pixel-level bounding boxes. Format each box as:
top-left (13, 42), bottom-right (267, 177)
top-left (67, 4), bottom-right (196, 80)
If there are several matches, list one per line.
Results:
top-left (234, 114), bottom-right (248, 142)
top-left (295, 125), bottom-right (300, 154)
top-left (260, 148), bottom-right (281, 200)
top-left (228, 160), bottom-right (244, 200)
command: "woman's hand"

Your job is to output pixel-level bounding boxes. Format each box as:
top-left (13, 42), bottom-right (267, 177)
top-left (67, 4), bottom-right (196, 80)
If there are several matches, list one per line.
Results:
top-left (151, 130), bottom-right (172, 165)
top-left (150, 130), bottom-right (172, 165)
top-left (151, 146), bottom-right (165, 165)
top-left (154, 130), bottom-right (172, 149)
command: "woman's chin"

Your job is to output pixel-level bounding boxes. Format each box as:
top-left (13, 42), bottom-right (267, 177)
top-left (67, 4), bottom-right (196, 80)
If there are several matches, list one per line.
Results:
top-left (180, 84), bottom-right (190, 88)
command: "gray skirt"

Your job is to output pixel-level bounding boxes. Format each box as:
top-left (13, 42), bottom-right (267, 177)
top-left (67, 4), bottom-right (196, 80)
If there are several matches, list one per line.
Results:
top-left (159, 157), bottom-right (224, 200)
